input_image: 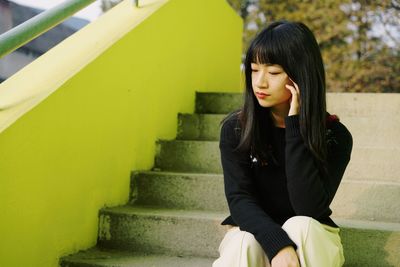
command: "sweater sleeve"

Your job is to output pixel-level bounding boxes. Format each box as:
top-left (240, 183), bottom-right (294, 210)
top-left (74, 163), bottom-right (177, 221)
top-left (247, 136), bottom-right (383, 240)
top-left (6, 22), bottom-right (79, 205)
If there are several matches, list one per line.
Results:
top-left (219, 117), bottom-right (297, 262)
top-left (284, 114), bottom-right (353, 219)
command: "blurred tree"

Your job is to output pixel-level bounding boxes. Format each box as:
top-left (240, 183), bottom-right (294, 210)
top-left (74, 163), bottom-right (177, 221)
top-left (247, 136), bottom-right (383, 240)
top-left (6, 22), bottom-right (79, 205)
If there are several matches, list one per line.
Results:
top-left (341, 0), bottom-right (400, 92)
top-left (226, 0), bottom-right (400, 92)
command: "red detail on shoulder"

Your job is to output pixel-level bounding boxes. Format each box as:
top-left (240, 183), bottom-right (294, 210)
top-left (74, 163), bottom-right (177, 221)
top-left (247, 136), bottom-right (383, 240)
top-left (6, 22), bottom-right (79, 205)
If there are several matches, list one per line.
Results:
top-left (326, 114), bottom-right (340, 124)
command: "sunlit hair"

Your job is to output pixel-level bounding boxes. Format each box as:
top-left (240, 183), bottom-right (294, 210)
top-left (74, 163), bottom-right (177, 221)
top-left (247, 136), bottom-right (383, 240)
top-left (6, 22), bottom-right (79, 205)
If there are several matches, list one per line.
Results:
top-left (221, 20), bottom-right (329, 176)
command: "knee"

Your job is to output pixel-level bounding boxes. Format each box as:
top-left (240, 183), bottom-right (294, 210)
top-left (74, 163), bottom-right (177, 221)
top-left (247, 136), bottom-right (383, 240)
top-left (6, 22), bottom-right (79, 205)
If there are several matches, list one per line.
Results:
top-left (282, 216), bottom-right (314, 234)
top-left (240, 231), bottom-right (267, 261)
top-left (219, 228), bottom-right (262, 254)
top-left (214, 230), bottom-right (268, 267)
top-left (241, 231), bottom-right (261, 250)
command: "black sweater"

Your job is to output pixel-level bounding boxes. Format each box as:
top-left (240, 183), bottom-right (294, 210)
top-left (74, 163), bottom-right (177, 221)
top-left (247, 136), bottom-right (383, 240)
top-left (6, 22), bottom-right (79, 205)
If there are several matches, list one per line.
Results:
top-left (219, 111), bottom-right (353, 261)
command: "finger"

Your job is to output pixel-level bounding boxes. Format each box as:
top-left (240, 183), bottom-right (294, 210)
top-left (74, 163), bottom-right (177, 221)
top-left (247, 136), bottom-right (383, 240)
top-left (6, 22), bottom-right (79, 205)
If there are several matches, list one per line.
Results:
top-left (286, 88), bottom-right (298, 100)
top-left (285, 84), bottom-right (298, 95)
top-left (292, 82), bottom-right (299, 93)
top-left (289, 77), bottom-right (300, 93)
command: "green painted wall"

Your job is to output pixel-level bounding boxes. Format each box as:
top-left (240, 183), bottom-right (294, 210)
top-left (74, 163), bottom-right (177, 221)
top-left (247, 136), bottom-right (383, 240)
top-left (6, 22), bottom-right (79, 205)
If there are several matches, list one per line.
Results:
top-left (0, 0), bottom-right (243, 266)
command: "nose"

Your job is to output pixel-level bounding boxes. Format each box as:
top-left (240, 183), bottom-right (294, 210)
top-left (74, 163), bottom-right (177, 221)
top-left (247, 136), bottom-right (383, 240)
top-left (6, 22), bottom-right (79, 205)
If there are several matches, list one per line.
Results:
top-left (255, 70), bottom-right (268, 88)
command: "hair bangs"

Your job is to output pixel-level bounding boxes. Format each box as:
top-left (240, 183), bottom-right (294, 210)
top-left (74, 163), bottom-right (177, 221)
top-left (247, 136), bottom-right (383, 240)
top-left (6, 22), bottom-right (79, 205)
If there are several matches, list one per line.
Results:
top-left (250, 29), bottom-right (288, 69)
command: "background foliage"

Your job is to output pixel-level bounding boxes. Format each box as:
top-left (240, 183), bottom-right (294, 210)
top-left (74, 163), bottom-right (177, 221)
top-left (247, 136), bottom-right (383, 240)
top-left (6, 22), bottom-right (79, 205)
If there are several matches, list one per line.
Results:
top-left (227, 0), bottom-right (400, 92)
top-left (102, 0), bottom-right (400, 93)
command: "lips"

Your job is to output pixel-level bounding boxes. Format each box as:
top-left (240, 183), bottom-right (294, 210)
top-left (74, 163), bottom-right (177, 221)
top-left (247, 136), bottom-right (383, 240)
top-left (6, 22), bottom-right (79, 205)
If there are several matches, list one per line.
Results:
top-left (256, 92), bottom-right (270, 99)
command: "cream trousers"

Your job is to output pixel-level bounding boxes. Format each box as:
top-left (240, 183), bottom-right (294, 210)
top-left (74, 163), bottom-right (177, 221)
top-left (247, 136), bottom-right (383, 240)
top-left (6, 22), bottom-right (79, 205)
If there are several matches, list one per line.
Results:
top-left (212, 216), bottom-right (345, 267)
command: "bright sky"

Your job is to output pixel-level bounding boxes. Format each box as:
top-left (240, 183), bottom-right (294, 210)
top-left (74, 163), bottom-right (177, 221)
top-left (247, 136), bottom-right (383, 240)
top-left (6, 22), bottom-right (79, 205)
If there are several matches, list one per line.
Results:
top-left (11, 0), bottom-right (102, 21)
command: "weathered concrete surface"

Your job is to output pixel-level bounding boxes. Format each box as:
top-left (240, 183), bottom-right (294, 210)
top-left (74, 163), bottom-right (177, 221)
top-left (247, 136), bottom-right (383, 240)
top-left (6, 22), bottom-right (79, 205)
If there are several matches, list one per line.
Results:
top-left (154, 140), bottom-right (400, 183)
top-left (60, 247), bottom-right (215, 267)
top-left (195, 92), bottom-right (243, 114)
top-left (176, 113), bottom-right (225, 141)
top-left (337, 219), bottom-right (400, 267)
top-left (344, 147), bottom-right (400, 183)
top-left (131, 171), bottom-right (228, 212)
top-left (154, 140), bottom-right (220, 173)
top-left (61, 218), bottom-right (400, 267)
top-left (326, 93), bottom-right (400, 117)
top-left (195, 92), bottom-right (400, 117)
top-left (177, 113), bottom-right (400, 148)
top-left (130, 171), bottom-right (400, 223)
top-left (330, 180), bottom-right (400, 222)
top-left (94, 205), bottom-right (400, 267)
top-left (338, 116), bottom-right (400, 148)
top-left (97, 206), bottom-right (227, 258)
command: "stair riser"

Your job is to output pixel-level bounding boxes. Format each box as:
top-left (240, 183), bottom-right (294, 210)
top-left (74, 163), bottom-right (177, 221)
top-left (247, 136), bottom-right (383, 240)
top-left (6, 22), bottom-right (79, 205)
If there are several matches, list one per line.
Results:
top-left (327, 93), bottom-right (400, 117)
top-left (339, 116), bottom-right (400, 148)
top-left (131, 172), bottom-right (400, 223)
top-left (345, 148), bottom-right (400, 182)
top-left (154, 141), bottom-right (400, 183)
top-left (60, 261), bottom-right (104, 267)
top-left (154, 140), bottom-right (220, 173)
top-left (97, 212), bottom-right (226, 258)
top-left (176, 114), bottom-right (225, 141)
top-left (131, 172), bottom-right (228, 212)
top-left (97, 210), bottom-right (400, 266)
top-left (331, 182), bottom-right (400, 222)
top-left (177, 114), bottom-right (400, 148)
top-left (195, 92), bottom-right (242, 114)
top-left (196, 92), bottom-right (400, 116)
top-left (60, 254), bottom-right (215, 267)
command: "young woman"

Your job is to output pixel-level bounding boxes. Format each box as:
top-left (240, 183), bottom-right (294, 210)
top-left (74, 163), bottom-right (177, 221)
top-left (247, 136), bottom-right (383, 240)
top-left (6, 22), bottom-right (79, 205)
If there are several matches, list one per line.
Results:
top-left (212, 20), bottom-right (353, 267)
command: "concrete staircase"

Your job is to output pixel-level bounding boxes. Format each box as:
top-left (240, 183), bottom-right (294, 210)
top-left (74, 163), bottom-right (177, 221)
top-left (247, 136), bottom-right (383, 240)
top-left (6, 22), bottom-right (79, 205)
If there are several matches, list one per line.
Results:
top-left (60, 92), bottom-right (400, 267)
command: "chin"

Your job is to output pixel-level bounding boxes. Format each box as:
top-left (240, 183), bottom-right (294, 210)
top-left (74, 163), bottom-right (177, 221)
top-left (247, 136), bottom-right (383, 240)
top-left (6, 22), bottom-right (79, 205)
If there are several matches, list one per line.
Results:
top-left (257, 100), bottom-right (274, 108)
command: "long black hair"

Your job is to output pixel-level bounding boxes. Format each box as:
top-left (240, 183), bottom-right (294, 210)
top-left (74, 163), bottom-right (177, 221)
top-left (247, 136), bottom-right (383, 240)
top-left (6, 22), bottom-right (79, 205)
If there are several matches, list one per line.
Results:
top-left (221, 20), bottom-right (329, 176)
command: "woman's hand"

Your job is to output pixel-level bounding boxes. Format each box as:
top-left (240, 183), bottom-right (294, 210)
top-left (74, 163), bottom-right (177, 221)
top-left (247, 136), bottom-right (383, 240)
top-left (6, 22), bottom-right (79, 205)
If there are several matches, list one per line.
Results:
top-left (270, 246), bottom-right (300, 267)
top-left (285, 78), bottom-right (300, 116)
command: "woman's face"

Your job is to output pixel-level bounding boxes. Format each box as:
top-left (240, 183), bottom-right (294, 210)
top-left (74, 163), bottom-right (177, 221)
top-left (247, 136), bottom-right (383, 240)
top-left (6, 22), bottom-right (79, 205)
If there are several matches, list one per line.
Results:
top-left (251, 62), bottom-right (292, 109)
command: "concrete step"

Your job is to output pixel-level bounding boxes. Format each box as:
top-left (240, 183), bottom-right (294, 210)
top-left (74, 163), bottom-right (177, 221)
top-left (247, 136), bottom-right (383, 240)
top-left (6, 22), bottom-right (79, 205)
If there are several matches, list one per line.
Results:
top-left (130, 171), bottom-right (228, 212)
top-left (195, 92), bottom-right (242, 114)
top-left (345, 147), bottom-right (400, 183)
top-left (60, 248), bottom-right (214, 267)
top-left (154, 140), bottom-right (220, 173)
top-left (154, 140), bottom-right (400, 183)
top-left (327, 93), bottom-right (400, 117)
top-left (97, 205), bottom-right (226, 258)
top-left (96, 205), bottom-right (400, 267)
top-left (60, 220), bottom-right (400, 267)
top-left (130, 171), bottom-right (400, 223)
top-left (176, 113), bottom-right (225, 141)
top-left (339, 116), bottom-right (400, 147)
top-left (176, 113), bottom-right (400, 147)
top-left (330, 180), bottom-right (400, 222)
top-left (195, 92), bottom-right (400, 116)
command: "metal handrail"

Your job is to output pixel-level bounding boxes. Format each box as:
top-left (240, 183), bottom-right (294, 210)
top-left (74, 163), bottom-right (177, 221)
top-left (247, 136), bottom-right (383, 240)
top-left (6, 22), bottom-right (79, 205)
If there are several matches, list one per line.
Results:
top-left (0, 0), bottom-right (140, 59)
